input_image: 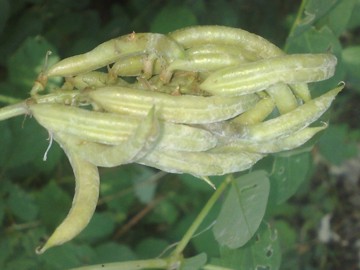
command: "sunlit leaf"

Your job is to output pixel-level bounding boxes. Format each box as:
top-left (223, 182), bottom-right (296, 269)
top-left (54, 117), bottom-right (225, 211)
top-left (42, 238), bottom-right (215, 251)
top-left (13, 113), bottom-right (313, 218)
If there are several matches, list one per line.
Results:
top-left (213, 171), bottom-right (270, 248)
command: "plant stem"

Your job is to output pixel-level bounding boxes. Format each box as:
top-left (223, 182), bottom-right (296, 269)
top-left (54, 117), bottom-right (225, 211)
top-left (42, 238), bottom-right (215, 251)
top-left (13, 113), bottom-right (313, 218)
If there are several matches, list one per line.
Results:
top-left (284, 0), bottom-right (308, 52)
top-left (172, 175), bottom-right (232, 257)
top-left (0, 102), bottom-right (29, 121)
top-left (0, 94), bottom-right (23, 104)
top-left (69, 258), bottom-right (168, 270)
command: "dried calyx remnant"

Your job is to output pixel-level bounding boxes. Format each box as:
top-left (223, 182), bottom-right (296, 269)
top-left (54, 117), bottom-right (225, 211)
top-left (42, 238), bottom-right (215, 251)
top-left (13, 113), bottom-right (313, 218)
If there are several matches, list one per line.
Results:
top-left (0, 26), bottom-right (342, 253)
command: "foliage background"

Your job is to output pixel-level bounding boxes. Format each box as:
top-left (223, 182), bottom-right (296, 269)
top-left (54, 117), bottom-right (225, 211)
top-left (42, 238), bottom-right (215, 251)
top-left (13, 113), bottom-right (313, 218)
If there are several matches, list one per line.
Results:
top-left (0, 0), bottom-right (360, 269)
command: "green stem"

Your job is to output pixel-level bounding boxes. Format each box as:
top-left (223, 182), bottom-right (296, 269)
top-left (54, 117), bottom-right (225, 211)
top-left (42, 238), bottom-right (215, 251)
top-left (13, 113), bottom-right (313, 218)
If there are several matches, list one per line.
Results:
top-left (0, 94), bottom-right (23, 104)
top-left (172, 175), bottom-right (232, 257)
top-left (69, 258), bottom-right (168, 270)
top-left (203, 264), bottom-right (235, 270)
top-left (0, 102), bottom-right (29, 121)
top-left (284, 0), bottom-right (308, 52)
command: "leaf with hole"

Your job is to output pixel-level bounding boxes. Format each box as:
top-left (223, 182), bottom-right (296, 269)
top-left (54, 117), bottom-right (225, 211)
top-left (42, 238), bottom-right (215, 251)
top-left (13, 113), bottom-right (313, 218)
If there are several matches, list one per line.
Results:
top-left (213, 170), bottom-right (270, 248)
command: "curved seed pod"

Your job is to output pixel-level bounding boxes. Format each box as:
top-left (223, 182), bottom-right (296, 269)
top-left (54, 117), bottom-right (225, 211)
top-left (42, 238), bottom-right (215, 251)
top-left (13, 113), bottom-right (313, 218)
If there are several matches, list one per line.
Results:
top-left (167, 53), bottom-right (245, 72)
top-left (33, 89), bottom-right (86, 106)
top-left (36, 136), bottom-right (100, 254)
top-left (138, 147), bottom-right (263, 177)
top-left (29, 103), bottom-right (217, 151)
top-left (200, 54), bottom-right (337, 96)
top-left (185, 43), bottom-right (255, 61)
top-left (266, 83), bottom-right (298, 114)
top-left (88, 86), bottom-right (259, 124)
top-left (290, 83), bottom-right (312, 102)
top-left (45, 33), bottom-right (185, 77)
top-left (62, 107), bottom-right (159, 167)
top-left (110, 52), bottom-right (165, 78)
top-left (30, 103), bottom-right (142, 144)
top-left (223, 125), bottom-right (327, 154)
top-left (239, 85), bottom-right (343, 142)
top-left (168, 25), bottom-right (284, 59)
top-left (64, 71), bottom-right (122, 90)
top-left (231, 96), bottom-right (275, 125)
top-left (157, 121), bottom-right (218, 151)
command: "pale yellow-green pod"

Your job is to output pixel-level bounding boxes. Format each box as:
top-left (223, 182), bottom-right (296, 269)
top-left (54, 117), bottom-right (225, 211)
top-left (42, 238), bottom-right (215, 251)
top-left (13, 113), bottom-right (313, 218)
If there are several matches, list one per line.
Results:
top-left (185, 43), bottom-right (255, 61)
top-left (168, 25), bottom-right (284, 59)
top-left (224, 125), bottom-right (327, 154)
top-left (231, 95), bottom-right (275, 125)
top-left (138, 147), bottom-right (264, 177)
top-left (36, 135), bottom-right (100, 254)
top-left (200, 54), bottom-right (337, 96)
top-left (266, 83), bottom-right (299, 114)
top-left (45, 33), bottom-right (185, 77)
top-left (156, 121), bottom-right (218, 152)
top-left (30, 103), bottom-right (142, 144)
top-left (239, 85), bottom-right (343, 142)
top-left (290, 83), bottom-right (312, 102)
top-left (167, 52), bottom-right (244, 72)
top-left (88, 86), bottom-right (259, 124)
top-left (61, 107), bottom-right (159, 167)
top-left (30, 103), bottom-right (218, 152)
top-left (63, 71), bottom-right (122, 90)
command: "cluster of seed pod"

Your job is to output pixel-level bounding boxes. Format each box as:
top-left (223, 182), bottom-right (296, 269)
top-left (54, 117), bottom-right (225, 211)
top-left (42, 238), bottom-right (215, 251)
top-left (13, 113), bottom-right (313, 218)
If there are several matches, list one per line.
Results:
top-left (0, 26), bottom-right (341, 253)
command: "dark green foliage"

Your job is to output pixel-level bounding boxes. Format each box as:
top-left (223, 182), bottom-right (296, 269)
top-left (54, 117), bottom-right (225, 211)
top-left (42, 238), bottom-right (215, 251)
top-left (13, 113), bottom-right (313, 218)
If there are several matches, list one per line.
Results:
top-left (0, 1), bottom-right (359, 269)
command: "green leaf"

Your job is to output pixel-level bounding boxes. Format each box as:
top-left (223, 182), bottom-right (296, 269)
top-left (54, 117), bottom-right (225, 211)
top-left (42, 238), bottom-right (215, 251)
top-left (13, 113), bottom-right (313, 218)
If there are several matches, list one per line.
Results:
top-left (213, 171), bottom-right (270, 249)
top-left (181, 253), bottom-right (207, 270)
top-left (318, 124), bottom-right (358, 165)
top-left (99, 166), bottom-right (137, 219)
top-left (0, 121), bottom-right (11, 166)
top-left (35, 180), bottom-right (72, 229)
top-left (6, 184), bottom-right (38, 222)
top-left (217, 222), bottom-right (282, 270)
top-left (95, 242), bottom-right (136, 263)
top-left (347, 0), bottom-right (360, 29)
top-left (270, 152), bottom-right (311, 204)
top-left (150, 5), bottom-right (197, 33)
top-left (135, 237), bottom-right (169, 259)
top-left (317, 0), bottom-right (355, 37)
top-left (132, 166), bottom-right (157, 204)
top-left (78, 212), bottom-right (115, 242)
top-left (0, 0), bottom-right (10, 35)
top-left (288, 0), bottom-right (339, 39)
top-left (342, 46), bottom-right (360, 83)
top-left (7, 36), bottom-right (61, 93)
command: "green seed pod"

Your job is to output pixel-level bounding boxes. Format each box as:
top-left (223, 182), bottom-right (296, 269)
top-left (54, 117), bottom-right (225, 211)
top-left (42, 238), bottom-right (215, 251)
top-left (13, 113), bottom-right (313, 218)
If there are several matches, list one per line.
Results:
top-left (185, 43), bottom-right (254, 61)
top-left (138, 147), bottom-right (264, 177)
top-left (88, 86), bottom-right (259, 124)
top-left (266, 83), bottom-right (298, 114)
top-left (45, 33), bottom-right (185, 77)
top-left (30, 103), bottom-right (217, 152)
top-left (222, 125), bottom-right (327, 154)
top-left (57, 107), bottom-right (159, 167)
top-left (239, 85), bottom-right (343, 142)
top-left (167, 52), bottom-right (245, 72)
top-left (36, 137), bottom-right (100, 254)
top-left (200, 54), bottom-right (337, 96)
top-left (168, 25), bottom-right (283, 59)
top-left (30, 103), bottom-right (142, 144)
top-left (231, 95), bottom-right (275, 125)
